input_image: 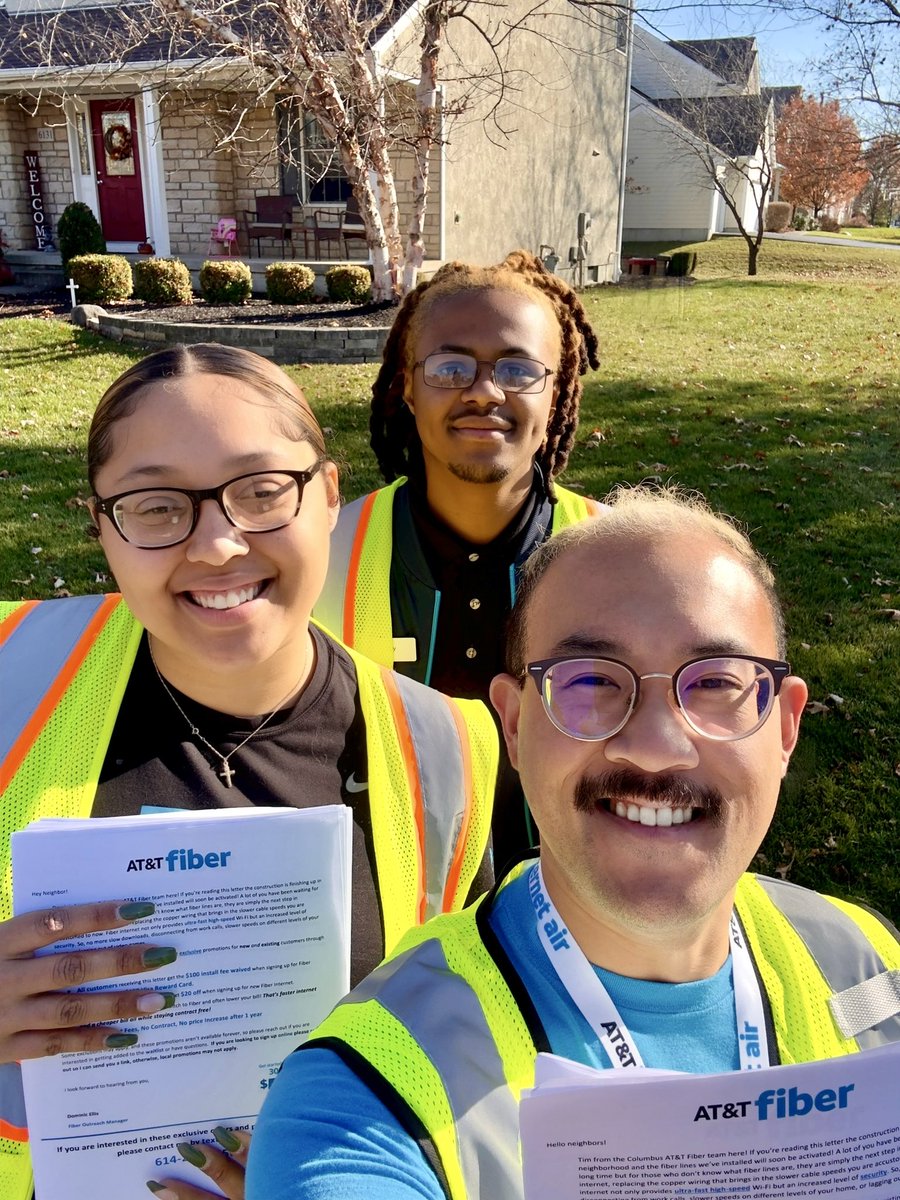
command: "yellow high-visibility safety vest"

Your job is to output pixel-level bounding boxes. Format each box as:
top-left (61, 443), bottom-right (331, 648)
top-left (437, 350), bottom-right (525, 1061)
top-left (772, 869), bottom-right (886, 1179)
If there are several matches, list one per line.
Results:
top-left (309, 870), bottom-right (900, 1200)
top-left (315, 479), bottom-right (602, 669)
top-left (0, 595), bottom-right (498, 1200)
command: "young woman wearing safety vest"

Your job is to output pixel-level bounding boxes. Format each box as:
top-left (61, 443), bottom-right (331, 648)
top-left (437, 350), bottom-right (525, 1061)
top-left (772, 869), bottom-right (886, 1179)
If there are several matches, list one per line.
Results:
top-left (0, 344), bottom-right (498, 1200)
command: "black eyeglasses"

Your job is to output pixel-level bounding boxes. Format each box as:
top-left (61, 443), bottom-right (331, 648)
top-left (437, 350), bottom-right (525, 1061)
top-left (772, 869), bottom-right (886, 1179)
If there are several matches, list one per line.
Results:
top-left (415, 352), bottom-right (555, 394)
top-left (525, 654), bottom-right (792, 743)
top-left (92, 460), bottom-right (326, 548)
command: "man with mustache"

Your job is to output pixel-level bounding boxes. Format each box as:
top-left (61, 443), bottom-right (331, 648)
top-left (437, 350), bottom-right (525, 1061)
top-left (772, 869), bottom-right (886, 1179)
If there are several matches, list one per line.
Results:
top-left (315, 251), bottom-right (603, 867)
top-left (252, 486), bottom-right (900, 1200)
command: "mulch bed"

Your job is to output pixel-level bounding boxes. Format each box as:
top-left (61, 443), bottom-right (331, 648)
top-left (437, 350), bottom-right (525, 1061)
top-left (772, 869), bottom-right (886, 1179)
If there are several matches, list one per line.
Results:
top-left (0, 289), bottom-right (396, 329)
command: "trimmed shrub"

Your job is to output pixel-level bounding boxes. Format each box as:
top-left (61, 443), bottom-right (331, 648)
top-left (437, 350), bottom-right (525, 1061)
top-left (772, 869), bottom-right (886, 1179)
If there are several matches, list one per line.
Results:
top-left (58, 202), bottom-right (106, 268)
top-left (266, 262), bottom-right (316, 304)
top-left (68, 253), bottom-right (132, 303)
top-left (666, 251), bottom-right (697, 278)
top-left (764, 201), bottom-right (792, 233)
top-left (325, 264), bottom-right (372, 303)
top-left (818, 215), bottom-right (841, 233)
top-left (133, 257), bottom-right (194, 306)
top-left (199, 259), bottom-right (252, 305)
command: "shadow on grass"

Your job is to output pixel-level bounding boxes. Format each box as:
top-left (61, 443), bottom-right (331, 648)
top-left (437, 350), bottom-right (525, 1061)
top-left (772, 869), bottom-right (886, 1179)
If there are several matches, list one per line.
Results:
top-left (0, 331), bottom-right (140, 369)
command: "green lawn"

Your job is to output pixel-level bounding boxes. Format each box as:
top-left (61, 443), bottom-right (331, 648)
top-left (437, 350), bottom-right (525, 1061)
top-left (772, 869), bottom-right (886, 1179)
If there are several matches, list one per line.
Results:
top-left (1, 237), bottom-right (898, 918)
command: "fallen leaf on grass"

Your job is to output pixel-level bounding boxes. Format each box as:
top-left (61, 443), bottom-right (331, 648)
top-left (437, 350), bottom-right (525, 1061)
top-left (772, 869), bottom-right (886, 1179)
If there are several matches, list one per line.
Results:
top-left (804, 701), bottom-right (831, 715)
top-left (827, 694), bottom-right (845, 706)
top-left (880, 609), bottom-right (900, 621)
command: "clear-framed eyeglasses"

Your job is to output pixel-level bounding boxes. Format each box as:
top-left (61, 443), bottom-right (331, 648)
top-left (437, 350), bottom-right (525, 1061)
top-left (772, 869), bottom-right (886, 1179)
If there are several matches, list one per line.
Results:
top-left (415, 352), bottom-right (555, 394)
top-left (92, 459), bottom-right (326, 549)
top-left (524, 654), bottom-right (792, 743)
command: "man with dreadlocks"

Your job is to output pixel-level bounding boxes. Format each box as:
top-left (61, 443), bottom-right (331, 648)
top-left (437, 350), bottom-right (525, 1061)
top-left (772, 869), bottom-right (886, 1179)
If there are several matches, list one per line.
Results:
top-left (316, 251), bottom-right (602, 865)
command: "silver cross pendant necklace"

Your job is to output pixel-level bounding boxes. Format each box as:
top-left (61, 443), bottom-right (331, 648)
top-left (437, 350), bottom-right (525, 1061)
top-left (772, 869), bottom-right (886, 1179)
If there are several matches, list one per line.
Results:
top-left (149, 642), bottom-right (304, 788)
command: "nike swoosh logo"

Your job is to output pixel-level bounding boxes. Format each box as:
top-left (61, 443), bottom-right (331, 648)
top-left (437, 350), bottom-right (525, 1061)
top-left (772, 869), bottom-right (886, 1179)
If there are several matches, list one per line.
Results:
top-left (345, 773), bottom-right (369, 794)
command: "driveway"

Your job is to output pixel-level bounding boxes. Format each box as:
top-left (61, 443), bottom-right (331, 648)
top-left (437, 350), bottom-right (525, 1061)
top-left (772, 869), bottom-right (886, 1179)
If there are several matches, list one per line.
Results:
top-left (763, 231), bottom-right (900, 251)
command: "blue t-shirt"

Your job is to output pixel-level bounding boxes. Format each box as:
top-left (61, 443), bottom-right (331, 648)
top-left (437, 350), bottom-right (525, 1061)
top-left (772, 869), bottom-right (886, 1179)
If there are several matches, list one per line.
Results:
top-left (247, 871), bottom-right (740, 1200)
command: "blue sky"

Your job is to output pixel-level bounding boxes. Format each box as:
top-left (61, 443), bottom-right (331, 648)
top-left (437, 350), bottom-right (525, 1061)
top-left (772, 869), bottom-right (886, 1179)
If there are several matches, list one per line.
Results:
top-left (635, 2), bottom-right (826, 92)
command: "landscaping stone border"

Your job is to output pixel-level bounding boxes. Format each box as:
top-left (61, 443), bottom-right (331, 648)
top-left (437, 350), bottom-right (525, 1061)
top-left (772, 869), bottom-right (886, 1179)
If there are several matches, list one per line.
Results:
top-left (70, 305), bottom-right (390, 364)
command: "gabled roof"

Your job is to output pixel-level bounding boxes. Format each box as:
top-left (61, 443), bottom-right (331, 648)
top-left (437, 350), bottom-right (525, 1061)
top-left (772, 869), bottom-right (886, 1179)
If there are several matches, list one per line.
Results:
top-left (0, 0), bottom-right (419, 75)
top-left (0, 4), bottom-right (220, 73)
top-left (651, 93), bottom-right (771, 158)
top-left (667, 37), bottom-right (758, 89)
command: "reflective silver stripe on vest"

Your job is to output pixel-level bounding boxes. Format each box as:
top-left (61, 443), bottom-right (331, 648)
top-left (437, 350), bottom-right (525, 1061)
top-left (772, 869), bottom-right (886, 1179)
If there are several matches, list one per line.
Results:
top-left (315, 495), bottom-right (367, 639)
top-left (392, 673), bottom-right (465, 917)
top-left (830, 970), bottom-right (900, 1040)
top-left (0, 595), bottom-right (108, 762)
top-left (346, 937), bottom-right (523, 1198)
top-left (755, 876), bottom-right (900, 1048)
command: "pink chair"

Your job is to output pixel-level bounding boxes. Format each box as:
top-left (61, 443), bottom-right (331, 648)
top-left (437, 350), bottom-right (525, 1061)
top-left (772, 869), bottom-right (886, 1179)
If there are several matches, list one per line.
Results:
top-left (208, 217), bottom-right (238, 256)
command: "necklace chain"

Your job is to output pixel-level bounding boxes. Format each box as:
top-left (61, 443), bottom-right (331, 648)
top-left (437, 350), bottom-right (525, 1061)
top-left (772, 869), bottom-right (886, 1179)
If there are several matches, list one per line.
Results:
top-left (149, 643), bottom-right (305, 788)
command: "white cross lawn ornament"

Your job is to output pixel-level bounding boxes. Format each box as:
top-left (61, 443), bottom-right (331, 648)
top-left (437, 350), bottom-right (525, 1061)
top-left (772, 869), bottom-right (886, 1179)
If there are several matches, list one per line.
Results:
top-left (67, 277), bottom-right (79, 308)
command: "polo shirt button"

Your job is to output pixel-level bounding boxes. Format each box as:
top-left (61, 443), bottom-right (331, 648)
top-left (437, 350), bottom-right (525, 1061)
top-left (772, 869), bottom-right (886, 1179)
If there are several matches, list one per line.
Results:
top-left (469, 598), bottom-right (481, 610)
top-left (466, 647), bottom-right (477, 659)
top-left (468, 553), bottom-right (479, 562)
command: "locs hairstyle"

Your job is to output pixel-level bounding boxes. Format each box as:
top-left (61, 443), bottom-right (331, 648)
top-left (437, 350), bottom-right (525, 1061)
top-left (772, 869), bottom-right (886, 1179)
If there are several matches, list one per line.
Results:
top-left (369, 250), bottom-right (601, 497)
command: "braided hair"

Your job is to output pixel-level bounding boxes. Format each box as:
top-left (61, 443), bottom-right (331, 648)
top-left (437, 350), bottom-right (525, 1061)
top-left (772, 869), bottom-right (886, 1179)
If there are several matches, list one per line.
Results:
top-left (370, 250), bottom-right (601, 494)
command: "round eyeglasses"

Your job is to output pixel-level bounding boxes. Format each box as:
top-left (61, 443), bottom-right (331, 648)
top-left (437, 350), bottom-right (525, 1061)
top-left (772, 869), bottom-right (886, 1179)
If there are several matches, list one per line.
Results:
top-left (415, 352), bottom-right (555, 394)
top-left (92, 460), bottom-right (326, 549)
top-left (525, 654), bottom-right (792, 743)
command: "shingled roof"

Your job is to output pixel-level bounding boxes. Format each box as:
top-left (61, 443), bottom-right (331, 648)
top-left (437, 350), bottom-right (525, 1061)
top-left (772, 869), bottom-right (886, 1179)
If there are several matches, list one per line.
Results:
top-left (666, 37), bottom-right (758, 89)
top-left (651, 93), bottom-right (771, 158)
top-left (0, 0), bottom-right (419, 75)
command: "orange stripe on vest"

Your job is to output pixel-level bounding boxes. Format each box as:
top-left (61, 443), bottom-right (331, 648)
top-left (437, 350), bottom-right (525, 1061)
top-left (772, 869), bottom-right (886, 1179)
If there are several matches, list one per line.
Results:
top-left (439, 697), bottom-right (474, 913)
top-left (343, 492), bottom-right (379, 647)
top-left (0, 594), bottom-right (121, 794)
top-left (379, 667), bottom-right (426, 924)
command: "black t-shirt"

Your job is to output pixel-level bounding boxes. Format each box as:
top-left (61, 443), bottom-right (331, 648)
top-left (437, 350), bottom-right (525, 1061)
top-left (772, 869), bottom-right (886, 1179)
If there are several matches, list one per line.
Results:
top-left (94, 626), bottom-right (384, 986)
top-left (406, 480), bottom-right (543, 701)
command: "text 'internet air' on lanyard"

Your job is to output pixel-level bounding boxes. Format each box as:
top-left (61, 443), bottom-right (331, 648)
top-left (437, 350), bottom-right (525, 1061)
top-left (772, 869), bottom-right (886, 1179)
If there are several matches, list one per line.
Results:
top-left (528, 862), bottom-right (769, 1071)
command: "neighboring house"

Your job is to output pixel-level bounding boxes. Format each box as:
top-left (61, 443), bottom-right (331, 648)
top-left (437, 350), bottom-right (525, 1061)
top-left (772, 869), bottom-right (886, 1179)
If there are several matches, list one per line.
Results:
top-left (623, 28), bottom-right (787, 243)
top-left (0, 0), bottom-right (631, 283)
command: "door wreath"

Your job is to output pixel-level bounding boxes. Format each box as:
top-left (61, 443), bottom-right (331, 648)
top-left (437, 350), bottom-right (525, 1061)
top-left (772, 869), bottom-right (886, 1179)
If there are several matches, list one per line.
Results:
top-left (103, 123), bottom-right (133, 161)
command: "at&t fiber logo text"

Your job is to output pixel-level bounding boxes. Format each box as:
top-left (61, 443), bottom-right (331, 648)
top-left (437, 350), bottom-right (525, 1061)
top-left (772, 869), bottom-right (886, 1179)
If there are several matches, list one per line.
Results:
top-left (126, 848), bottom-right (233, 873)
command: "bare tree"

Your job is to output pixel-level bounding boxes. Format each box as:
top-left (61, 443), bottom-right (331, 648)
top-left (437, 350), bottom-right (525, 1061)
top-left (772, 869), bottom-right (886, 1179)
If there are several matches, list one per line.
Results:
top-left (2, 0), bottom-right (631, 300)
top-left (647, 90), bottom-right (777, 275)
top-left (762, 0), bottom-right (900, 130)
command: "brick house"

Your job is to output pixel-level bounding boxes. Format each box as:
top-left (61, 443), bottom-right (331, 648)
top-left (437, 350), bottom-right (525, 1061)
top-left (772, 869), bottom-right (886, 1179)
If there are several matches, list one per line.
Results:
top-left (0, 0), bottom-right (632, 283)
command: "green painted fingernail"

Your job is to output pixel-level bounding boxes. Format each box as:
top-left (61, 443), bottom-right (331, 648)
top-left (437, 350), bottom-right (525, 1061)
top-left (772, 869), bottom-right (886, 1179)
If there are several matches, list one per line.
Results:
top-left (147, 1184), bottom-right (179, 1199)
top-left (118, 902), bottom-right (155, 920)
top-left (212, 1126), bottom-right (241, 1152)
top-left (105, 1033), bottom-right (138, 1049)
top-left (176, 1142), bottom-right (206, 1167)
top-left (142, 946), bottom-right (177, 968)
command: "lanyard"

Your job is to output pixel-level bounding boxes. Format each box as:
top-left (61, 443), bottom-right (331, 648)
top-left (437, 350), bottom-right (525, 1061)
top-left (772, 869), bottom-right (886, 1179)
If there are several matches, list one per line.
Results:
top-left (528, 862), bottom-right (769, 1071)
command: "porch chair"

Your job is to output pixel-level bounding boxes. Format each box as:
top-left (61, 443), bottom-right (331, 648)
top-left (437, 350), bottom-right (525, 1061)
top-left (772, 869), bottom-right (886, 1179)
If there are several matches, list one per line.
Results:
top-left (310, 208), bottom-right (343, 259)
top-left (207, 217), bottom-right (238, 256)
top-left (244, 196), bottom-right (295, 258)
top-left (341, 195), bottom-right (368, 259)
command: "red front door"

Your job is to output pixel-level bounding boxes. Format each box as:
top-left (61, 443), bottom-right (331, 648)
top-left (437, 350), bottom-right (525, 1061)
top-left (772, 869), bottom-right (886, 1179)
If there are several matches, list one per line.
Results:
top-left (90, 99), bottom-right (146, 242)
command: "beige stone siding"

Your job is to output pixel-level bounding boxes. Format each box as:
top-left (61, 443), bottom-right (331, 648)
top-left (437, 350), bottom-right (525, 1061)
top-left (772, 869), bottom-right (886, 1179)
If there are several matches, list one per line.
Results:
top-left (1, 97), bottom-right (73, 248)
top-left (383, 0), bottom-right (628, 282)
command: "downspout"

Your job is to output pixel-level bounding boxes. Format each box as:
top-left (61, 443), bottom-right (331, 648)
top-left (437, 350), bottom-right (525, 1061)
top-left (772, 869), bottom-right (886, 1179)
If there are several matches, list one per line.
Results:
top-left (613, 2), bottom-right (635, 283)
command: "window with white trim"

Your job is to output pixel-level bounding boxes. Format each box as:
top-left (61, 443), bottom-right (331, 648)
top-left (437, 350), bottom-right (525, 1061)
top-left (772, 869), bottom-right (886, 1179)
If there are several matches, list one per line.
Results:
top-left (278, 101), bottom-right (351, 204)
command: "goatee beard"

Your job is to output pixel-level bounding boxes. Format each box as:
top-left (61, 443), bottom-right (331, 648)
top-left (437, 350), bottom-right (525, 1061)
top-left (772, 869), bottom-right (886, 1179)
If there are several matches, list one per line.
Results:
top-left (573, 768), bottom-right (727, 823)
top-left (448, 463), bottom-right (511, 484)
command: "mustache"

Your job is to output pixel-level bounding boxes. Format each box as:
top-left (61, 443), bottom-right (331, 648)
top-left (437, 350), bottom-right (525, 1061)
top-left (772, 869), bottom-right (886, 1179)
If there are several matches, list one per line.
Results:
top-left (573, 769), bottom-right (727, 821)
